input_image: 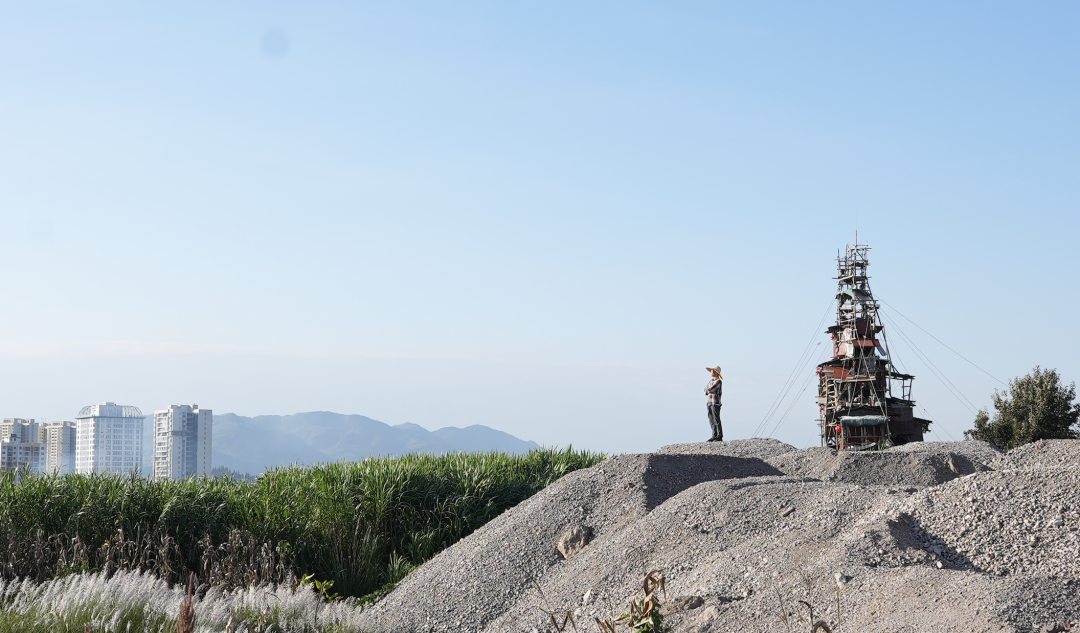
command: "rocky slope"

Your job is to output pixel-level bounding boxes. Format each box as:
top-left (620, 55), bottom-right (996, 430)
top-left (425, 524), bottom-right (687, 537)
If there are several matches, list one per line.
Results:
top-left (356, 439), bottom-right (1080, 633)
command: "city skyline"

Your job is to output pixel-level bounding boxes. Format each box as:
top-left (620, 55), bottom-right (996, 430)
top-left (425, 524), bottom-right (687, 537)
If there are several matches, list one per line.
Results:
top-left (0, 403), bottom-right (551, 477)
top-left (0, 402), bottom-right (214, 479)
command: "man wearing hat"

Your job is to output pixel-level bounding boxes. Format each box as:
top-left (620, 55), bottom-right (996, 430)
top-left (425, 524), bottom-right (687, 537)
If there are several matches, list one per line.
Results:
top-left (705, 366), bottom-right (723, 442)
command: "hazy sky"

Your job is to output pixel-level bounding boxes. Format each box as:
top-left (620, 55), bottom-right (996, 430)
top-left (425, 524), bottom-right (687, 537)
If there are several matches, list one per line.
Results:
top-left (1, 2), bottom-right (1077, 454)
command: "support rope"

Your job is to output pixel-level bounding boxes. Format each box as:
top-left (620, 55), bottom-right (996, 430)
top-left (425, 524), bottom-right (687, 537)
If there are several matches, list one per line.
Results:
top-left (880, 312), bottom-right (979, 416)
top-left (880, 300), bottom-right (1006, 386)
top-left (752, 300), bottom-right (834, 438)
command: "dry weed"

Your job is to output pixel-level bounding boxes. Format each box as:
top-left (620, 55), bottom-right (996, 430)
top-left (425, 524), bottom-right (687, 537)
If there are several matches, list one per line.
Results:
top-left (176, 573), bottom-right (195, 633)
top-left (591, 570), bottom-right (669, 633)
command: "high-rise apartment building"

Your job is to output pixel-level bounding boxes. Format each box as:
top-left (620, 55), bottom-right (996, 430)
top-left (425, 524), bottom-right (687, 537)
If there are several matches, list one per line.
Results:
top-left (75, 403), bottom-right (144, 474)
top-left (153, 405), bottom-right (212, 480)
top-left (0, 418), bottom-right (39, 443)
top-left (0, 418), bottom-right (44, 473)
top-left (41, 421), bottom-right (77, 474)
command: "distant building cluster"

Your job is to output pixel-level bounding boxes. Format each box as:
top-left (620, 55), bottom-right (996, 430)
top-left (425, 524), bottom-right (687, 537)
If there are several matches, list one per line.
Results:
top-left (1, 402), bottom-right (212, 480)
top-left (0, 418), bottom-right (76, 474)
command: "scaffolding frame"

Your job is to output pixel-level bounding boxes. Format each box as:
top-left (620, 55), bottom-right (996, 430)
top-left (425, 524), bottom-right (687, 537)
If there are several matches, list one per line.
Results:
top-left (816, 242), bottom-right (930, 450)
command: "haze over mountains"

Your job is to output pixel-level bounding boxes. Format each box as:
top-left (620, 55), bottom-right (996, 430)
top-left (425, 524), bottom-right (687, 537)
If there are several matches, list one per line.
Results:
top-left (209, 412), bottom-right (540, 475)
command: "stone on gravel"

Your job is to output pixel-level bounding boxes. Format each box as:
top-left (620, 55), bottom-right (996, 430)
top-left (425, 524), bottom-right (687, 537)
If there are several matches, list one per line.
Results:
top-left (663, 595), bottom-right (704, 613)
top-left (682, 604), bottom-right (721, 633)
top-left (556, 525), bottom-right (593, 559)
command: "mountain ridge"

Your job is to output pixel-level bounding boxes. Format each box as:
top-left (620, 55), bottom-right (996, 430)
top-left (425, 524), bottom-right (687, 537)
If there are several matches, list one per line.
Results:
top-left (211, 411), bottom-right (539, 475)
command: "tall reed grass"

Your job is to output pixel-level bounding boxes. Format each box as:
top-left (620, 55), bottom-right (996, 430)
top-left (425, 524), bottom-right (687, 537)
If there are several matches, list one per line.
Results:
top-left (0, 569), bottom-right (365, 632)
top-left (0, 448), bottom-right (603, 599)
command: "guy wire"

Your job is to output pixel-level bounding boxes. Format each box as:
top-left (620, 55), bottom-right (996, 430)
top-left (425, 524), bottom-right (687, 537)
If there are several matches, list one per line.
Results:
top-left (753, 299), bottom-right (835, 438)
top-left (880, 299), bottom-right (1005, 386)
top-left (880, 311), bottom-right (979, 416)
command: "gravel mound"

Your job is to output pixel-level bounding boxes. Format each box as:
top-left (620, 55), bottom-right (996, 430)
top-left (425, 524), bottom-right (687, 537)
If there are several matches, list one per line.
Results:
top-left (764, 442), bottom-right (997, 487)
top-left (358, 440), bottom-right (1080, 633)
top-left (888, 438), bottom-right (1003, 463)
top-left (656, 437), bottom-right (797, 459)
top-left (903, 466), bottom-right (1080, 577)
top-left (356, 453), bottom-right (782, 633)
top-left (994, 439), bottom-right (1080, 470)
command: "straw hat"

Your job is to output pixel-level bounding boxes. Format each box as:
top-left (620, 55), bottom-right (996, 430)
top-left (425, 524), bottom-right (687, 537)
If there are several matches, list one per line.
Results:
top-left (706, 366), bottom-right (723, 378)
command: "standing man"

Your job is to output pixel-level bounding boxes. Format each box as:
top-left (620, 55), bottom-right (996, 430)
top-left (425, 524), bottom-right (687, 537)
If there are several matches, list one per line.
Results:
top-left (705, 366), bottom-right (723, 442)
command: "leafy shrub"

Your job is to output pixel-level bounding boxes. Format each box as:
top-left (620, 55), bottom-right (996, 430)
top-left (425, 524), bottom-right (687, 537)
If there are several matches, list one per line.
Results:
top-left (964, 366), bottom-right (1080, 450)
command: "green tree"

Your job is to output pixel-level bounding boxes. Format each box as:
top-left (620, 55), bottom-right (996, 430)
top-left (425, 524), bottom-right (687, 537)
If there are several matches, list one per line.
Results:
top-left (964, 366), bottom-right (1080, 449)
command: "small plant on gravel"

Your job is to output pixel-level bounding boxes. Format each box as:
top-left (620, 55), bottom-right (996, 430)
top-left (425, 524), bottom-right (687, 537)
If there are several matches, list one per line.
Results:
top-left (831, 571), bottom-right (850, 630)
top-left (770, 571), bottom-right (849, 633)
top-left (544, 611), bottom-right (578, 632)
top-left (530, 582), bottom-right (578, 632)
top-left (771, 586), bottom-right (799, 628)
top-left (796, 601), bottom-right (832, 633)
top-left (594, 570), bottom-right (669, 633)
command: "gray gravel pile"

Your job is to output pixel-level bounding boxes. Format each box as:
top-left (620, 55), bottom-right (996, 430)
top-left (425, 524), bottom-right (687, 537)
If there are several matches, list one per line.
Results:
top-left (357, 450), bottom-right (782, 632)
top-left (901, 470), bottom-right (1080, 577)
top-left (994, 439), bottom-right (1080, 470)
top-left (888, 439), bottom-right (1003, 463)
top-left (656, 438), bottom-right (797, 459)
top-left (764, 441), bottom-right (998, 487)
top-left (357, 438), bottom-right (1080, 633)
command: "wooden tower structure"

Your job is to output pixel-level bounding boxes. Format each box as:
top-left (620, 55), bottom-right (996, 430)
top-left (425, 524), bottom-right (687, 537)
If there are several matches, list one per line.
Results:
top-left (816, 242), bottom-right (931, 450)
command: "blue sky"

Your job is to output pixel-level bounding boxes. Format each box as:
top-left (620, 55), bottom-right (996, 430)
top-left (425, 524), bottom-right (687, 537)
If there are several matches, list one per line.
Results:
top-left (1, 2), bottom-right (1077, 453)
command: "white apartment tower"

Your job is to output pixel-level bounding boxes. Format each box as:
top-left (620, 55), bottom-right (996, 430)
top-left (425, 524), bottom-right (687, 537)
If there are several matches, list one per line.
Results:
top-left (153, 405), bottom-right (212, 480)
top-left (41, 421), bottom-right (77, 474)
top-left (0, 418), bottom-right (45, 473)
top-left (75, 403), bottom-right (144, 474)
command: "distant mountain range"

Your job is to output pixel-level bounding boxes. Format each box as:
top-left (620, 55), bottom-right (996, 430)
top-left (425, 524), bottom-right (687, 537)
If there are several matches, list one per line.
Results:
top-left (210, 412), bottom-right (540, 475)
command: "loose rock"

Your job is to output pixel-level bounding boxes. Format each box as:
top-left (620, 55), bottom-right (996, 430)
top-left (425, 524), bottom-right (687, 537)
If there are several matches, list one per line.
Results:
top-left (557, 525), bottom-right (593, 559)
top-left (663, 595), bottom-right (704, 613)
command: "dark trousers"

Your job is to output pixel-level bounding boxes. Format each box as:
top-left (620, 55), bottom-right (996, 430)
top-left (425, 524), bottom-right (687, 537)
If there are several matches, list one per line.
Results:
top-left (708, 404), bottom-right (723, 440)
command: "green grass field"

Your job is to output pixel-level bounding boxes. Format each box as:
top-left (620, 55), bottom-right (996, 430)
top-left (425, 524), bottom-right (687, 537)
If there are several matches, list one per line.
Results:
top-left (0, 448), bottom-right (604, 599)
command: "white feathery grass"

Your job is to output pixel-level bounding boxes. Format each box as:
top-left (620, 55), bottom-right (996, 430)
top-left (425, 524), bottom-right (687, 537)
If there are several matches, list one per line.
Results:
top-left (0, 570), bottom-right (367, 632)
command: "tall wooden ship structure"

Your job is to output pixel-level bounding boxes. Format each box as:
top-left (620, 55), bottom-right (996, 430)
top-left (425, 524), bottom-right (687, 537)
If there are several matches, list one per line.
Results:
top-left (816, 243), bottom-right (931, 450)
